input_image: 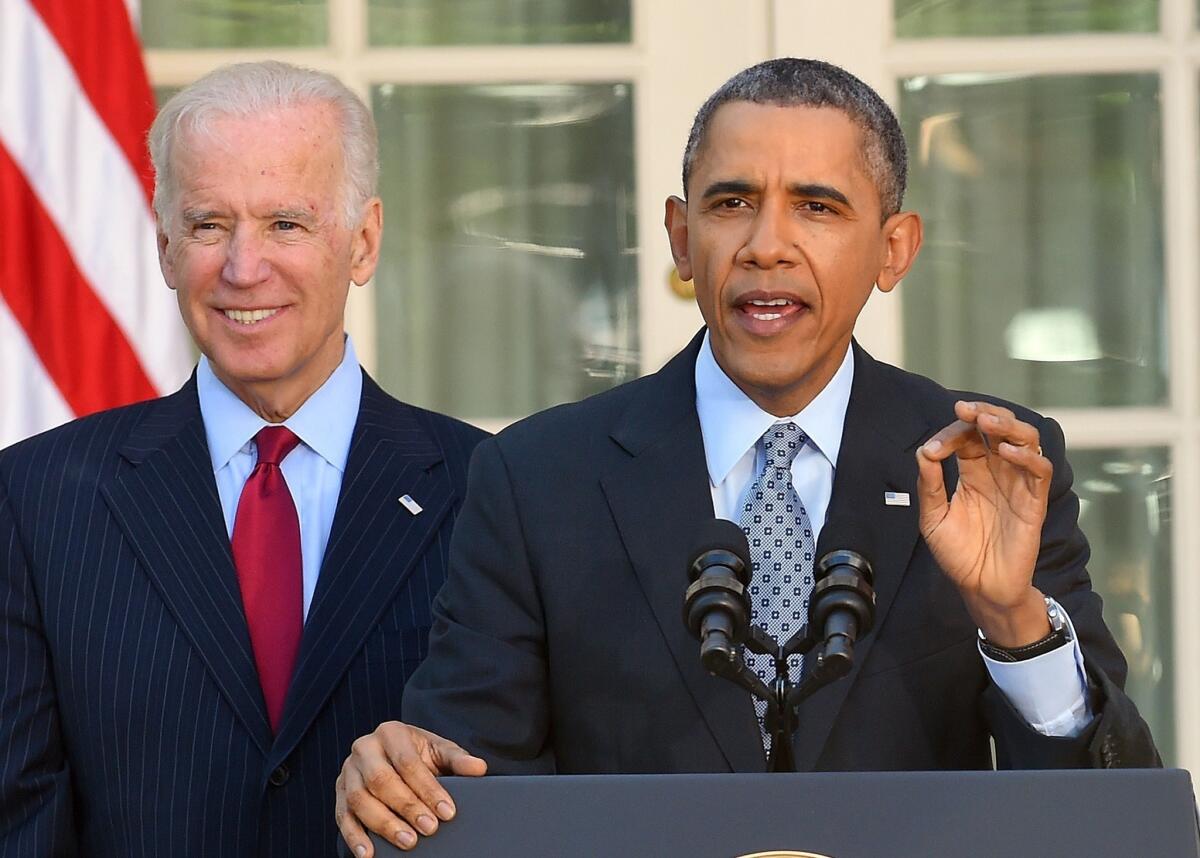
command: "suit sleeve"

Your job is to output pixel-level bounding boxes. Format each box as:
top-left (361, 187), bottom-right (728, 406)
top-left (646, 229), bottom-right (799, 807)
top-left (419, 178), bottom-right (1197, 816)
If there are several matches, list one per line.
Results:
top-left (982, 416), bottom-right (1161, 769)
top-left (0, 479), bottom-right (77, 855)
top-left (402, 437), bottom-right (555, 774)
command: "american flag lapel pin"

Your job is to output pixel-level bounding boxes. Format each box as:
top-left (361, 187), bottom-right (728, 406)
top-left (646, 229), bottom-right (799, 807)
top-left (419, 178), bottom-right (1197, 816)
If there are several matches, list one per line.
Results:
top-left (884, 491), bottom-right (910, 507)
top-left (398, 494), bottom-right (423, 515)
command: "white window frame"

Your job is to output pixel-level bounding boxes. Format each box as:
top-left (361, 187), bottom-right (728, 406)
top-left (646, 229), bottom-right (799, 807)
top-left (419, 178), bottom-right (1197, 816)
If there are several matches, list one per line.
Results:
top-left (145, 0), bottom-right (778, 432)
top-left (145, 0), bottom-right (1194, 772)
top-left (775, 0), bottom-right (1198, 774)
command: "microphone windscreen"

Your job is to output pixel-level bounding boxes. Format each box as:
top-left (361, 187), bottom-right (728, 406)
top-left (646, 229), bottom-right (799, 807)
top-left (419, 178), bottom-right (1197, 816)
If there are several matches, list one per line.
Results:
top-left (687, 518), bottom-right (752, 570)
top-left (815, 514), bottom-right (875, 569)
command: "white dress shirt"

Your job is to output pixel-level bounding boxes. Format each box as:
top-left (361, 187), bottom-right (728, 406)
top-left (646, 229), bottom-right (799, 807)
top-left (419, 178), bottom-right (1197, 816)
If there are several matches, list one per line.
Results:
top-left (694, 332), bottom-right (1091, 737)
top-left (197, 336), bottom-right (363, 620)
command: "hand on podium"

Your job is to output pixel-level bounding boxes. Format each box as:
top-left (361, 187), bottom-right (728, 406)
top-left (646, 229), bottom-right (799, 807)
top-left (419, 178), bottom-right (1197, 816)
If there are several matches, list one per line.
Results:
top-left (335, 721), bottom-right (487, 855)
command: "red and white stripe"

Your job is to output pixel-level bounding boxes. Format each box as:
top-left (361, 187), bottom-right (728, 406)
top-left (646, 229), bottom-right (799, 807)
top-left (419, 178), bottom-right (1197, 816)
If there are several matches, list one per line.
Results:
top-left (0, 0), bottom-right (191, 448)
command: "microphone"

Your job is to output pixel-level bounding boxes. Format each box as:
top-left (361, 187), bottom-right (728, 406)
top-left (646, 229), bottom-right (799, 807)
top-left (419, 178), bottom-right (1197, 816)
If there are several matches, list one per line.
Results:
top-left (683, 519), bottom-right (753, 674)
top-left (810, 517), bottom-right (877, 676)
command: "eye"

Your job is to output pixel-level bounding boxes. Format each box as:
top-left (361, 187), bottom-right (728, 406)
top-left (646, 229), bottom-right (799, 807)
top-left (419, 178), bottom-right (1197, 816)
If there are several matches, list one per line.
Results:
top-left (800, 201), bottom-right (832, 214)
top-left (715, 197), bottom-right (750, 210)
top-left (274, 220), bottom-right (300, 231)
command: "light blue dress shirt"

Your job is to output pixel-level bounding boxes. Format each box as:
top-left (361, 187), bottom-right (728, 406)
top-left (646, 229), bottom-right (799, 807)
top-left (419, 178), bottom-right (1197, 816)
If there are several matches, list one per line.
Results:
top-left (197, 336), bottom-right (362, 620)
top-left (693, 332), bottom-right (1091, 737)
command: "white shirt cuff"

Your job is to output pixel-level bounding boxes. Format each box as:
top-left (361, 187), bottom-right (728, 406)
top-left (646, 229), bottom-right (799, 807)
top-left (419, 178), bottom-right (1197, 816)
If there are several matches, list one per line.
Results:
top-left (978, 600), bottom-right (1093, 738)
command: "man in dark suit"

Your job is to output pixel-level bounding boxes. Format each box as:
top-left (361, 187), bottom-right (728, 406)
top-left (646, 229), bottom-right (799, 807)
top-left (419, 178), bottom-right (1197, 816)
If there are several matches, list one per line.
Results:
top-left (0, 61), bottom-right (485, 857)
top-left (334, 58), bottom-right (1159, 855)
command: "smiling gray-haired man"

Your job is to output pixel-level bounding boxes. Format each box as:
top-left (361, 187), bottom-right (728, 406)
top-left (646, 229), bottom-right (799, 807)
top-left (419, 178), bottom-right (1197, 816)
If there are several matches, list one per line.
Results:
top-left (0, 61), bottom-right (485, 857)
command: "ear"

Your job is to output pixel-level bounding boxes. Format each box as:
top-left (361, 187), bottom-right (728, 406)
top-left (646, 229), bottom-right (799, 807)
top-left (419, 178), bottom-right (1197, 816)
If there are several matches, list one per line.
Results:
top-left (157, 228), bottom-right (177, 290)
top-left (875, 210), bottom-right (923, 294)
top-left (664, 195), bottom-right (692, 282)
top-left (349, 197), bottom-right (384, 286)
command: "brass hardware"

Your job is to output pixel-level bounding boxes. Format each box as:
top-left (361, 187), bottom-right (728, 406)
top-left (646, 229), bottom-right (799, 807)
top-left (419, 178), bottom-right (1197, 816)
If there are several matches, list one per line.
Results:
top-left (668, 266), bottom-right (695, 300)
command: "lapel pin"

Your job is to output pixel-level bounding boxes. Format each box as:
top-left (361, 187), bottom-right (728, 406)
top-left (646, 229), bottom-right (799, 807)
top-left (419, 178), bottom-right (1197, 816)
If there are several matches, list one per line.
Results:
top-left (399, 494), bottom-right (423, 515)
top-left (884, 491), bottom-right (910, 507)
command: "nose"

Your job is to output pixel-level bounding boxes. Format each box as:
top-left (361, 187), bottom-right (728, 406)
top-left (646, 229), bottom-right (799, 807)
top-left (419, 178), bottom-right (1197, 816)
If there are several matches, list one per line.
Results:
top-left (736, 202), bottom-right (800, 269)
top-left (221, 226), bottom-right (271, 287)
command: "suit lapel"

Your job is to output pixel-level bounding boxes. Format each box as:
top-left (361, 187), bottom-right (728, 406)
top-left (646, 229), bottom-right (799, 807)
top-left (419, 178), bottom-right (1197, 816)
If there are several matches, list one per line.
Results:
top-left (790, 343), bottom-right (932, 771)
top-left (101, 379), bottom-right (274, 753)
top-left (601, 335), bottom-right (766, 773)
top-left (270, 375), bottom-right (452, 766)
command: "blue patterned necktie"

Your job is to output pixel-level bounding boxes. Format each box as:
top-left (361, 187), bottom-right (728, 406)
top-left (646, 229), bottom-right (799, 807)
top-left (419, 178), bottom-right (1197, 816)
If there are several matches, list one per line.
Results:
top-left (739, 421), bottom-right (815, 749)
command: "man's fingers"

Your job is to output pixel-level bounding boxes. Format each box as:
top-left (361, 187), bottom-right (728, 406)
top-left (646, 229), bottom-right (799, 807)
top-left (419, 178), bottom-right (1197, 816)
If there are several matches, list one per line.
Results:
top-left (345, 726), bottom-right (440, 838)
top-left (926, 403), bottom-right (1043, 471)
top-left (915, 443), bottom-right (950, 534)
top-left (376, 724), bottom-right (460, 831)
top-left (335, 771), bottom-right (375, 858)
top-left (997, 440), bottom-right (1053, 482)
top-left (434, 739), bottom-right (488, 778)
top-left (920, 419), bottom-right (983, 462)
top-left (957, 401), bottom-right (1041, 450)
top-left (340, 764), bottom-right (421, 853)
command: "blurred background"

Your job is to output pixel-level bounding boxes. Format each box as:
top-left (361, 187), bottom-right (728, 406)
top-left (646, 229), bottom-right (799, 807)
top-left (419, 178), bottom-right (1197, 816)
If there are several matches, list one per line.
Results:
top-left (2, 0), bottom-right (1194, 772)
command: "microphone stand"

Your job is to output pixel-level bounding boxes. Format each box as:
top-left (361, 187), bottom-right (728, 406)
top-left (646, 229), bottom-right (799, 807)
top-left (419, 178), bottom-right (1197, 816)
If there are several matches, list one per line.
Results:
top-left (703, 622), bottom-right (858, 772)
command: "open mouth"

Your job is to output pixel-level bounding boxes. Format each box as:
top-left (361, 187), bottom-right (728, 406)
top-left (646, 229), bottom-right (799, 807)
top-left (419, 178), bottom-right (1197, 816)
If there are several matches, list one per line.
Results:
top-left (741, 297), bottom-right (803, 321)
top-left (733, 293), bottom-right (811, 330)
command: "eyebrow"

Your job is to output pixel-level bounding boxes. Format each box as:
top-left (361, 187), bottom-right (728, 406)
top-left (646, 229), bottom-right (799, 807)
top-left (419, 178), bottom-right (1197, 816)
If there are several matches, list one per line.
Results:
top-left (268, 209), bottom-right (316, 222)
top-left (698, 179), bottom-right (852, 209)
top-left (181, 208), bottom-right (222, 224)
top-left (699, 180), bottom-right (757, 200)
top-left (790, 183), bottom-right (851, 208)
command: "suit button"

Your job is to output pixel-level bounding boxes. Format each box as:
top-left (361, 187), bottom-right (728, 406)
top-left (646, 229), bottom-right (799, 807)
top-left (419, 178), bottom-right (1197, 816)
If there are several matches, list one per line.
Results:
top-left (268, 765), bottom-right (291, 787)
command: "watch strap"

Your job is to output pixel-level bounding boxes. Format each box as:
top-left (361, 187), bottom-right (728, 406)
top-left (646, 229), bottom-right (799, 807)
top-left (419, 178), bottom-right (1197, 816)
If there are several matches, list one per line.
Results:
top-left (978, 596), bottom-right (1071, 663)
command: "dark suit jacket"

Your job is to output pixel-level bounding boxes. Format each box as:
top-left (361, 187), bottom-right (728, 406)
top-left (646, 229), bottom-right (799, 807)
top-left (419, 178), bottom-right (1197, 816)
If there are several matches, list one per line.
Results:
top-left (404, 333), bottom-right (1159, 774)
top-left (0, 372), bottom-right (486, 857)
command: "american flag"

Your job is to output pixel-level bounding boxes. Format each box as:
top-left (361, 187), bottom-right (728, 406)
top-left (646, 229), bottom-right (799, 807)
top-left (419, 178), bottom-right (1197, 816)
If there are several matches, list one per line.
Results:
top-left (0, 0), bottom-right (191, 449)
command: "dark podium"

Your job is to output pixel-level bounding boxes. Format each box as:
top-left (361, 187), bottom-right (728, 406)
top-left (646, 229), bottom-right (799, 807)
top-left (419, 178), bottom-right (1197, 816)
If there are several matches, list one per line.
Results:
top-left (370, 769), bottom-right (1198, 857)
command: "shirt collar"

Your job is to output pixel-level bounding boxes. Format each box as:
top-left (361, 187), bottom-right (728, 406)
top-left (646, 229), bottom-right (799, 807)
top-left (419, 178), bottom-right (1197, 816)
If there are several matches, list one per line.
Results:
top-left (694, 331), bottom-right (854, 487)
top-left (197, 335), bottom-right (363, 474)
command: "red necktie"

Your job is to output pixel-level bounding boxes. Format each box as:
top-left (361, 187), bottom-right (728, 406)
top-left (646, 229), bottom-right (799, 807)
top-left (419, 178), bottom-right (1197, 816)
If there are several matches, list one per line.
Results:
top-left (231, 426), bottom-right (303, 733)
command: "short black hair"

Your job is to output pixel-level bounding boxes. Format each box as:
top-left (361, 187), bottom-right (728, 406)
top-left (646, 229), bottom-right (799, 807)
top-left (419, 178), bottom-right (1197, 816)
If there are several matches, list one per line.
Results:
top-left (682, 58), bottom-right (907, 218)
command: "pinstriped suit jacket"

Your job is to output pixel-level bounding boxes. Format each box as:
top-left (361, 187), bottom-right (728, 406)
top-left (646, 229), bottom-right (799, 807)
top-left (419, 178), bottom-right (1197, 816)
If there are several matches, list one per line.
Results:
top-left (0, 371), bottom-right (487, 857)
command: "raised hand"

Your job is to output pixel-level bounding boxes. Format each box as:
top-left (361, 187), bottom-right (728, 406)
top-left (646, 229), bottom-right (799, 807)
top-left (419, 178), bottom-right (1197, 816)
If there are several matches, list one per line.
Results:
top-left (915, 400), bottom-right (1053, 647)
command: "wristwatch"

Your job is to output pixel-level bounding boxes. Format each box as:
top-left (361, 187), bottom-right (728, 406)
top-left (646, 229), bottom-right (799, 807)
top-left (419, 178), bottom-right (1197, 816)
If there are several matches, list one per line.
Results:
top-left (978, 596), bottom-right (1071, 663)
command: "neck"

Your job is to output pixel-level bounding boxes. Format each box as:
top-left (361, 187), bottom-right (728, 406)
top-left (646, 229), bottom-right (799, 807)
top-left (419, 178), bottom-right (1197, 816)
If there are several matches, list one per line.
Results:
top-left (729, 357), bottom-right (846, 419)
top-left (214, 341), bottom-right (345, 423)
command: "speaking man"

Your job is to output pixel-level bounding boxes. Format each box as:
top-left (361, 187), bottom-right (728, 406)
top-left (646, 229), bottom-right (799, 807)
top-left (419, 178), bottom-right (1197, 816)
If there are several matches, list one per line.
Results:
top-left (0, 61), bottom-right (486, 856)
top-left (334, 58), bottom-right (1159, 855)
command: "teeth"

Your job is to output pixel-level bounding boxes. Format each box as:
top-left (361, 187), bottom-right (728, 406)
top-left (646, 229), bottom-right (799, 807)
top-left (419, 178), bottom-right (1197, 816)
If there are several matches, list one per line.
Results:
top-left (752, 312), bottom-right (783, 321)
top-left (748, 298), bottom-right (793, 306)
top-left (223, 308), bottom-right (280, 325)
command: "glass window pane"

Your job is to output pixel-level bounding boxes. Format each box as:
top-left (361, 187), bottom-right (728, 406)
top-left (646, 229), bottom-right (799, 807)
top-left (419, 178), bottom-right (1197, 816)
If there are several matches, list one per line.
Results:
top-left (1070, 447), bottom-right (1173, 762)
top-left (369, 0), bottom-right (631, 46)
top-left (372, 82), bottom-right (637, 420)
top-left (142, 0), bottom-right (326, 49)
top-left (894, 0), bottom-right (1157, 37)
top-left (900, 73), bottom-right (1165, 408)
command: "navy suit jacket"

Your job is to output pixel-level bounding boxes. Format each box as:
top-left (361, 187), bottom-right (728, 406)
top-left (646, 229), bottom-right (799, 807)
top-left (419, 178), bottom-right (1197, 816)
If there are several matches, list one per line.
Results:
top-left (404, 333), bottom-right (1159, 774)
top-left (0, 371), bottom-right (486, 857)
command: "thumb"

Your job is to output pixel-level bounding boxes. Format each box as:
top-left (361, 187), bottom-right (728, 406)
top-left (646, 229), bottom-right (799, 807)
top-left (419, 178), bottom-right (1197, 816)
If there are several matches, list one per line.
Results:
top-left (432, 738), bottom-right (488, 777)
top-left (915, 444), bottom-right (950, 538)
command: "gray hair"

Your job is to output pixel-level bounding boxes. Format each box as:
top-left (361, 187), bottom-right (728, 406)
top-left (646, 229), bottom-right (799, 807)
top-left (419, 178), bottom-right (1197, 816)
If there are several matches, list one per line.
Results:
top-left (149, 60), bottom-right (378, 229)
top-left (682, 58), bottom-right (907, 219)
